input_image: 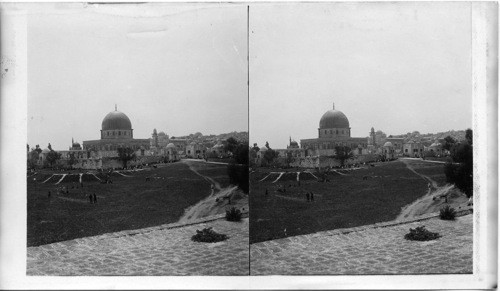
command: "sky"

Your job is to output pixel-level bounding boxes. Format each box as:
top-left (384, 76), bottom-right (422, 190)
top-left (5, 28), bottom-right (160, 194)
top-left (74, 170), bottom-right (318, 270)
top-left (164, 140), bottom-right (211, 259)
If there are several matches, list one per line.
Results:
top-left (26, 3), bottom-right (474, 151)
top-left (249, 2), bottom-right (472, 149)
top-left (27, 3), bottom-right (248, 151)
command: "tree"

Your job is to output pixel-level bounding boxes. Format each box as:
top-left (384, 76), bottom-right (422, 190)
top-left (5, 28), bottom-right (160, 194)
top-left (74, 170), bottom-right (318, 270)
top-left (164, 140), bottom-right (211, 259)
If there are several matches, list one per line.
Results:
top-left (27, 150), bottom-right (39, 169)
top-left (333, 146), bottom-right (354, 167)
top-left (442, 136), bottom-right (456, 151)
top-left (227, 163), bottom-right (248, 193)
top-left (68, 152), bottom-right (77, 169)
top-left (465, 128), bottom-right (473, 145)
top-left (225, 140), bottom-right (248, 192)
top-left (286, 151), bottom-right (295, 168)
top-left (263, 149), bottom-right (277, 166)
top-left (225, 137), bottom-right (239, 154)
top-left (233, 143), bottom-right (249, 165)
top-left (444, 129), bottom-right (473, 198)
top-left (45, 150), bottom-right (61, 167)
top-left (117, 147), bottom-right (136, 168)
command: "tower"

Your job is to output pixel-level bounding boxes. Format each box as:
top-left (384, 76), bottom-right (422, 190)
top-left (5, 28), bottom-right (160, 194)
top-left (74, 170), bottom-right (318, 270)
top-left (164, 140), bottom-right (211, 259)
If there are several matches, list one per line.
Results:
top-left (370, 127), bottom-right (376, 146)
top-left (151, 128), bottom-right (158, 148)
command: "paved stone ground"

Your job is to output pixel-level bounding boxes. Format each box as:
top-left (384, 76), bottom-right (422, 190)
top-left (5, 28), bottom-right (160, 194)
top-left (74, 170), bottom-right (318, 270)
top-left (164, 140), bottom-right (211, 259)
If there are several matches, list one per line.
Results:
top-left (27, 217), bottom-right (249, 276)
top-left (250, 214), bottom-right (472, 275)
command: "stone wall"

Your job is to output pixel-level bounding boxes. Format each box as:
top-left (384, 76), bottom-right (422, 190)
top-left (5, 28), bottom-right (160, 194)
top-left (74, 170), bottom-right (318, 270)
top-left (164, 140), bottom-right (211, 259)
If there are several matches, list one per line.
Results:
top-left (279, 153), bottom-right (381, 169)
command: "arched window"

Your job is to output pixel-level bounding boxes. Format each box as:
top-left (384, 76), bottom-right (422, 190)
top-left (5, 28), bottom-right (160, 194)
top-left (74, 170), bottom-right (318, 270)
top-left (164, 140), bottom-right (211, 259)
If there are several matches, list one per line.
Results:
top-left (107, 132), bottom-right (109, 136)
top-left (336, 130), bottom-right (338, 134)
top-left (119, 131), bottom-right (121, 136)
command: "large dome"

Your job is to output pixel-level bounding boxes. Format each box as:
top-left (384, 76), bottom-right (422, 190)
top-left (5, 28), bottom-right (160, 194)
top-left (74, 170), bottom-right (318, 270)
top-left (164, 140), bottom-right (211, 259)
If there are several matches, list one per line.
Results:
top-left (101, 110), bottom-right (132, 130)
top-left (319, 104), bottom-right (350, 129)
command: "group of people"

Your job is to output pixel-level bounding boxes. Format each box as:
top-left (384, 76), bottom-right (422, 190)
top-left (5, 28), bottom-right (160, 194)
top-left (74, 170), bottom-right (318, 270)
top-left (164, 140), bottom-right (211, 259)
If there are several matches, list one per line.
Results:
top-left (47, 182), bottom-right (98, 204)
top-left (88, 193), bottom-right (98, 204)
top-left (266, 183), bottom-right (316, 202)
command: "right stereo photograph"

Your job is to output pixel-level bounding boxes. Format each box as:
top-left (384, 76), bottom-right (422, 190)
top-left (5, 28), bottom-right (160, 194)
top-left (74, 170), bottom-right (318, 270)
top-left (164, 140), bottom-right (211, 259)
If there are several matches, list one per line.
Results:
top-left (248, 2), bottom-right (485, 277)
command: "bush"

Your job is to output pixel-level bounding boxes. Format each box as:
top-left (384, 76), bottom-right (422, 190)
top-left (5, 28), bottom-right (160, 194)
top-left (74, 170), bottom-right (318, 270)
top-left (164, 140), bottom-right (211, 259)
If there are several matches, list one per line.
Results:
top-left (191, 227), bottom-right (228, 243)
top-left (226, 207), bottom-right (242, 222)
top-left (439, 205), bottom-right (457, 220)
top-left (404, 226), bottom-right (441, 241)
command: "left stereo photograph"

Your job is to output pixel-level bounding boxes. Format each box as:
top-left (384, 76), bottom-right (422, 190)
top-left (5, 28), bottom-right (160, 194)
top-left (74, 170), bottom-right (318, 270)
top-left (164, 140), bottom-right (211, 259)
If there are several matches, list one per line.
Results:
top-left (15, 2), bottom-right (249, 276)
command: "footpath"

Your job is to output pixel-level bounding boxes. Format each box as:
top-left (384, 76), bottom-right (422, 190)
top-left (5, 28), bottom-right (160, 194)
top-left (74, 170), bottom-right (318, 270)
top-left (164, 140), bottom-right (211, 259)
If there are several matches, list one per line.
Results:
top-left (27, 215), bottom-right (249, 276)
top-left (251, 211), bottom-right (473, 275)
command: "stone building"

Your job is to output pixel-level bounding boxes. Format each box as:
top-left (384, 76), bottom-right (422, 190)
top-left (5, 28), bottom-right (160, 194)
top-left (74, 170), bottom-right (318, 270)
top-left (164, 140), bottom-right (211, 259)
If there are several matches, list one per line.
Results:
top-left (186, 141), bottom-right (207, 158)
top-left (382, 141), bottom-right (396, 159)
top-left (300, 103), bottom-right (369, 157)
top-left (427, 141), bottom-right (443, 156)
top-left (403, 140), bottom-right (424, 157)
top-left (82, 106), bottom-right (151, 154)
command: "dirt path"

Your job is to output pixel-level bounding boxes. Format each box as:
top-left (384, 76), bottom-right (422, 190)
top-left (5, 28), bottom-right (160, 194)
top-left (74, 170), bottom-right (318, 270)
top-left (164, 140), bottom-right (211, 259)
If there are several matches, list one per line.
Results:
top-left (401, 159), bottom-right (437, 188)
top-left (178, 160), bottom-right (247, 223)
top-left (396, 159), bottom-right (468, 220)
top-left (182, 160), bottom-right (221, 190)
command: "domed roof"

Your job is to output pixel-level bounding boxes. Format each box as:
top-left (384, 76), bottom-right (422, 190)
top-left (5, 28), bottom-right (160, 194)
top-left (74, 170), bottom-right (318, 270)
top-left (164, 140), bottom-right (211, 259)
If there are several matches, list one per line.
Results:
top-left (290, 140), bottom-right (298, 146)
top-left (319, 103), bottom-right (350, 129)
top-left (260, 146), bottom-right (268, 152)
top-left (101, 108), bottom-right (132, 131)
top-left (41, 148), bottom-right (50, 154)
top-left (383, 141), bottom-right (393, 147)
top-left (166, 143), bottom-right (176, 148)
top-left (430, 142), bottom-right (442, 147)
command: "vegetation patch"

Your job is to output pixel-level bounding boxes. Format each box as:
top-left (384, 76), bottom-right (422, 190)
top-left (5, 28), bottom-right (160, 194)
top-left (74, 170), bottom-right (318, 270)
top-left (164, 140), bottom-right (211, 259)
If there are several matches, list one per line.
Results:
top-left (225, 207), bottom-right (242, 222)
top-left (439, 205), bottom-right (457, 220)
top-left (191, 227), bottom-right (228, 243)
top-left (404, 226), bottom-right (441, 241)
top-left (250, 160), bottom-right (440, 243)
top-left (279, 172), bottom-right (299, 182)
top-left (27, 162), bottom-right (229, 246)
top-left (298, 172), bottom-right (317, 180)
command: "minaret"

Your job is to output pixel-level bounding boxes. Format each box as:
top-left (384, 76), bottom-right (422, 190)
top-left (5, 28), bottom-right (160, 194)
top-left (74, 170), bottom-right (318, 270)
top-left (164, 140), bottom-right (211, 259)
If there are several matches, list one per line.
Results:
top-left (152, 128), bottom-right (158, 148)
top-left (332, 102), bottom-right (335, 110)
top-left (115, 104), bottom-right (117, 111)
top-left (371, 127), bottom-right (376, 146)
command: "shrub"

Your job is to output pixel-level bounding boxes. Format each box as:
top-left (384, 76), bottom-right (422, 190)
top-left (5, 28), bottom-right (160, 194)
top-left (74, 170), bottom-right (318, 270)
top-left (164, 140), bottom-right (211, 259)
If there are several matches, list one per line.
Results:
top-left (191, 227), bottom-right (228, 243)
top-left (439, 205), bottom-right (457, 220)
top-left (404, 226), bottom-right (441, 241)
top-left (226, 207), bottom-right (242, 222)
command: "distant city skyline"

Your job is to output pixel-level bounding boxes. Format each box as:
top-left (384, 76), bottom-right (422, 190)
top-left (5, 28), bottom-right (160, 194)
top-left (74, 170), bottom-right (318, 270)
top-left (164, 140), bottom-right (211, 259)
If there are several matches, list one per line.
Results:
top-left (27, 3), bottom-right (248, 151)
top-left (249, 2), bottom-right (472, 149)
